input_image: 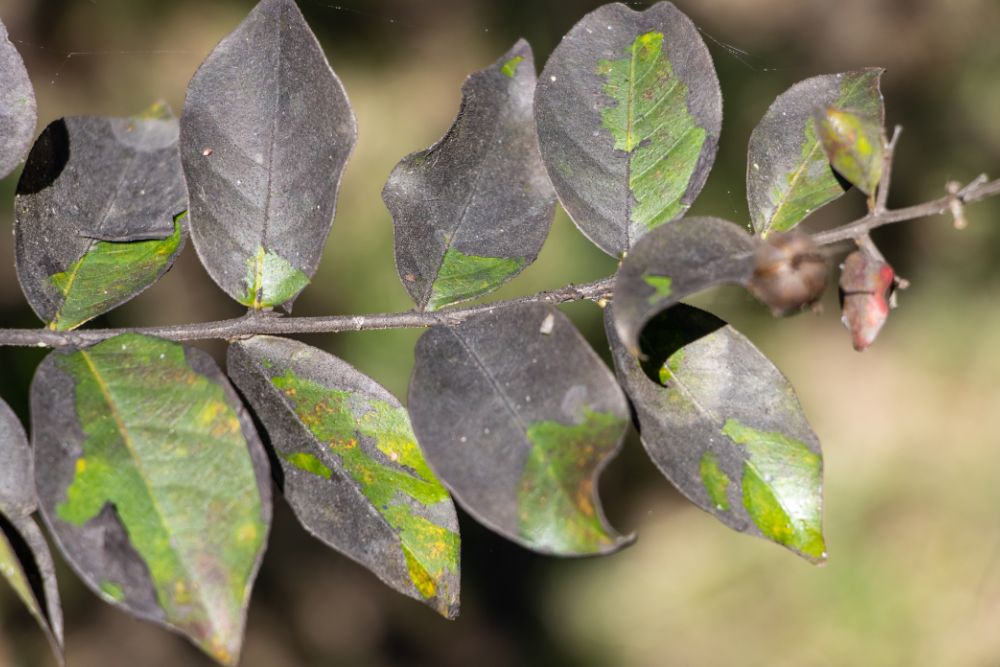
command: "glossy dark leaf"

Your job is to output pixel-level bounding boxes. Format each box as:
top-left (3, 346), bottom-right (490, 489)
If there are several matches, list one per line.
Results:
top-left (180, 0), bottom-right (357, 311)
top-left (228, 336), bottom-right (461, 618)
top-left (32, 334), bottom-right (272, 666)
top-left (409, 302), bottom-right (632, 556)
top-left (0, 19), bottom-right (36, 179)
top-left (606, 304), bottom-right (826, 562)
top-left (0, 399), bottom-right (35, 517)
top-left (383, 40), bottom-right (555, 311)
top-left (815, 106), bottom-right (884, 197)
top-left (535, 2), bottom-right (722, 257)
top-left (747, 69), bottom-right (884, 236)
top-left (0, 400), bottom-right (63, 663)
top-left (14, 105), bottom-right (188, 331)
top-left (612, 216), bottom-right (755, 356)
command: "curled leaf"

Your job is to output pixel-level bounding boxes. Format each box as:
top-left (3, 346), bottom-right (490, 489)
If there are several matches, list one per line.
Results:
top-left (535, 2), bottom-right (722, 256)
top-left (383, 40), bottom-right (555, 311)
top-left (0, 19), bottom-right (37, 179)
top-left (747, 69), bottom-right (884, 236)
top-left (180, 0), bottom-right (357, 311)
top-left (606, 305), bottom-right (826, 562)
top-left (612, 216), bottom-right (756, 356)
top-left (839, 248), bottom-right (895, 350)
top-left (409, 303), bottom-right (633, 555)
top-left (32, 334), bottom-right (271, 666)
top-left (228, 336), bottom-right (461, 618)
top-left (815, 106), bottom-right (884, 196)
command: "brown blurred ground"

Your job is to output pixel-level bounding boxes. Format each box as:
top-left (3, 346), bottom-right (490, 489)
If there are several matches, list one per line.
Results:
top-left (0, 0), bottom-right (999, 665)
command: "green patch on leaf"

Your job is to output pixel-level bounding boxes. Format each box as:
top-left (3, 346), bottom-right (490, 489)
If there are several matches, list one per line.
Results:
top-left (598, 31), bottom-right (708, 242)
top-left (100, 580), bottom-right (126, 602)
top-left (657, 348), bottom-right (685, 385)
top-left (722, 418), bottom-right (825, 561)
top-left (699, 452), bottom-right (731, 511)
top-left (270, 370), bottom-right (458, 609)
top-left (48, 213), bottom-right (184, 331)
top-left (518, 409), bottom-right (628, 553)
top-left (643, 274), bottom-right (673, 304)
top-left (54, 333), bottom-right (267, 663)
top-left (501, 55), bottom-right (524, 78)
top-left (240, 246), bottom-right (311, 309)
top-left (815, 107), bottom-right (883, 196)
top-left (133, 100), bottom-right (173, 121)
top-left (284, 452), bottom-right (332, 480)
top-left (426, 248), bottom-right (527, 311)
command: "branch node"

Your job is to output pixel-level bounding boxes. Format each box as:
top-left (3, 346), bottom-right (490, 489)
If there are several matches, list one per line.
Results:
top-left (947, 180), bottom-right (968, 230)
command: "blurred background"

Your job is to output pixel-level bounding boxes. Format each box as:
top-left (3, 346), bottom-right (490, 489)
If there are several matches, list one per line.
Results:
top-left (1, 0), bottom-right (1000, 665)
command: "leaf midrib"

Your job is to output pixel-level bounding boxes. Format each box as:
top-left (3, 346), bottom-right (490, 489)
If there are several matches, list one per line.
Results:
top-left (78, 350), bottom-right (212, 626)
top-left (254, 3), bottom-right (287, 308)
top-left (622, 34), bottom-right (640, 247)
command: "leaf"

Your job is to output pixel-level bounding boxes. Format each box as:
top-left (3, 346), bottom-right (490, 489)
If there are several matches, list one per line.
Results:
top-left (605, 304), bottom-right (826, 562)
top-left (747, 69), bottom-right (884, 236)
top-left (0, 399), bottom-right (35, 517)
top-left (180, 0), bottom-right (357, 311)
top-left (0, 19), bottom-right (37, 180)
top-left (612, 216), bottom-right (756, 356)
top-left (815, 106), bottom-right (884, 196)
top-left (14, 106), bottom-right (189, 330)
top-left (31, 334), bottom-right (272, 666)
top-left (409, 302), bottom-right (633, 555)
top-left (383, 40), bottom-right (556, 311)
top-left (535, 2), bottom-right (722, 257)
top-left (0, 400), bottom-right (63, 663)
top-left (227, 336), bottom-right (461, 618)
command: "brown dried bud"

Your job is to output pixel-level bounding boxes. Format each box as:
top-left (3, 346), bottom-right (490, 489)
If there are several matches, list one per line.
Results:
top-left (748, 232), bottom-right (828, 316)
top-left (839, 249), bottom-right (895, 351)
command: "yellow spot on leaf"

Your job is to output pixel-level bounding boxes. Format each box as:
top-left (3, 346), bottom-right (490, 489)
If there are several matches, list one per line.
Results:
top-left (404, 546), bottom-right (437, 599)
top-left (237, 523), bottom-right (258, 543)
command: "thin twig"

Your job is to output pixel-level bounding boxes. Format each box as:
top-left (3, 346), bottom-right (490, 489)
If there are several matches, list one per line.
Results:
top-left (875, 125), bottom-right (903, 213)
top-left (1, 172), bottom-right (999, 349)
top-left (811, 175), bottom-right (1000, 246)
top-left (0, 278), bottom-right (615, 349)
top-left (855, 233), bottom-right (885, 262)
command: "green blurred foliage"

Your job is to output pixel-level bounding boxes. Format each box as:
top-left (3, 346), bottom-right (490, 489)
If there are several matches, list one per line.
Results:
top-left (0, 0), bottom-right (998, 665)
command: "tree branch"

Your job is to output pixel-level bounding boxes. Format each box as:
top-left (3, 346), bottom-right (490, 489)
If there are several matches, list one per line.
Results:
top-left (811, 174), bottom-right (1000, 246)
top-left (0, 277), bottom-right (616, 348)
top-left (2, 171), bottom-right (999, 350)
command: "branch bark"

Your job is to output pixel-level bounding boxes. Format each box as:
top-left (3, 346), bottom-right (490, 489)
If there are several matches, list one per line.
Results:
top-left (0, 278), bottom-right (615, 348)
top-left (812, 174), bottom-right (1000, 246)
top-left (1, 173), bottom-right (999, 349)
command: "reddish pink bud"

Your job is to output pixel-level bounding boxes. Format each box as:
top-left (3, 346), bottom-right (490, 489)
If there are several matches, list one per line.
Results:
top-left (839, 249), bottom-right (895, 351)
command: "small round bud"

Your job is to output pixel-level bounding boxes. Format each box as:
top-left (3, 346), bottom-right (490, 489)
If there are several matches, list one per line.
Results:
top-left (748, 232), bottom-right (828, 316)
